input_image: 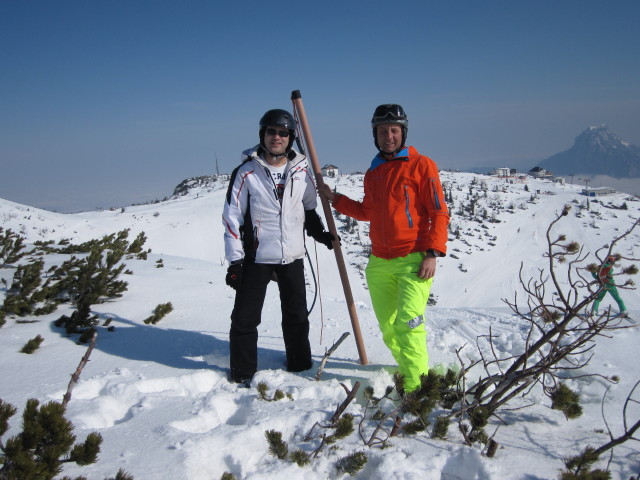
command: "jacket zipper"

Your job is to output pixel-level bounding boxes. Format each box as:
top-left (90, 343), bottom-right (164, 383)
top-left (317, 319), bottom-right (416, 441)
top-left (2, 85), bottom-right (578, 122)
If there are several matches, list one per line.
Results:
top-left (431, 179), bottom-right (442, 210)
top-left (403, 185), bottom-right (414, 228)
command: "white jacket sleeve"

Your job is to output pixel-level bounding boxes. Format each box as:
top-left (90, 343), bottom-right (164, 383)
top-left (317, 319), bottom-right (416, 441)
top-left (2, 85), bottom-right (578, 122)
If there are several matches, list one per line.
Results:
top-left (302, 164), bottom-right (319, 211)
top-left (222, 167), bottom-right (249, 264)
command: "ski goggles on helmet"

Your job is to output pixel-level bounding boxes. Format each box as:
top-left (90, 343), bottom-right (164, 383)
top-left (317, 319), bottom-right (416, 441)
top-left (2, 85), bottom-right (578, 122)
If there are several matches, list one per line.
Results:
top-left (371, 104), bottom-right (408, 127)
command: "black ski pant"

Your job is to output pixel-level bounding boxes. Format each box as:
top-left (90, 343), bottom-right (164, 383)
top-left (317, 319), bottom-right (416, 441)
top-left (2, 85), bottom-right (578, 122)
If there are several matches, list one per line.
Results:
top-left (229, 258), bottom-right (311, 381)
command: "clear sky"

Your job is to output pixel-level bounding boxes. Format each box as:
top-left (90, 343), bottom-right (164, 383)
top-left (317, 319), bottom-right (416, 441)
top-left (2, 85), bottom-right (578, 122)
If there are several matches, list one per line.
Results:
top-left (2, 0), bottom-right (639, 212)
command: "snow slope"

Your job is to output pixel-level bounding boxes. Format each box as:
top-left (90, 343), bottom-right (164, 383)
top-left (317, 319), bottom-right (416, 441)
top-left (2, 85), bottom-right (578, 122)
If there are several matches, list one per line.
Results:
top-left (0, 172), bottom-right (639, 479)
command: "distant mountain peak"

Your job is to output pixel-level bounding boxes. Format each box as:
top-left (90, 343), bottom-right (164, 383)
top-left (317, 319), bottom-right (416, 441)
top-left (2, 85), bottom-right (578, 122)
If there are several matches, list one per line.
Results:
top-left (537, 126), bottom-right (640, 178)
top-left (575, 125), bottom-right (624, 150)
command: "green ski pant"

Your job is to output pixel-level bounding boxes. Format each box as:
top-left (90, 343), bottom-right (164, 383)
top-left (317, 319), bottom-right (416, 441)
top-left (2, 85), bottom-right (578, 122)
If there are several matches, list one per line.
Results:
top-left (593, 284), bottom-right (626, 313)
top-left (365, 253), bottom-right (433, 392)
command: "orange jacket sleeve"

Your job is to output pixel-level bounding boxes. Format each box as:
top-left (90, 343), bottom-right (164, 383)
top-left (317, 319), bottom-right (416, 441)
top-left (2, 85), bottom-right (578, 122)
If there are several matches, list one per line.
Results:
top-left (420, 158), bottom-right (449, 254)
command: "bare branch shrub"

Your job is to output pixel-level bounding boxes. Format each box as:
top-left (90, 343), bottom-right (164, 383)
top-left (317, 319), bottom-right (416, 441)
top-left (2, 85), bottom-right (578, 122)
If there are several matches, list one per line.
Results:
top-left (456, 209), bottom-right (638, 433)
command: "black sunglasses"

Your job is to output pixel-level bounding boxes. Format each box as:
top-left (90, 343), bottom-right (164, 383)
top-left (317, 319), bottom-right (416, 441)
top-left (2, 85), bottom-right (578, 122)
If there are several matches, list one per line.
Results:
top-left (265, 128), bottom-right (290, 138)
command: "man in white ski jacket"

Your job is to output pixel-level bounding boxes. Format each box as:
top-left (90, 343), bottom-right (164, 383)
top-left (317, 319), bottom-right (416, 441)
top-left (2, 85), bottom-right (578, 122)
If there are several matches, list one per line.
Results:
top-left (222, 109), bottom-right (334, 385)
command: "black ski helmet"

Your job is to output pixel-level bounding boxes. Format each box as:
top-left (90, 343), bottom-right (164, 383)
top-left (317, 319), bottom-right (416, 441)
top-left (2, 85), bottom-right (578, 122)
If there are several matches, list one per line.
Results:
top-left (371, 104), bottom-right (408, 154)
top-left (259, 109), bottom-right (297, 154)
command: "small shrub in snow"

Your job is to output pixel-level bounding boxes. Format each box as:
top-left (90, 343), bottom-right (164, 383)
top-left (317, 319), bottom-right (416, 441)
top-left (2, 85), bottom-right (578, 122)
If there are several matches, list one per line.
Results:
top-left (551, 383), bottom-right (583, 420)
top-left (0, 398), bottom-right (103, 479)
top-left (289, 449), bottom-right (311, 467)
top-left (143, 302), bottom-right (174, 325)
top-left (560, 447), bottom-right (610, 480)
top-left (336, 451), bottom-right (367, 476)
top-left (265, 429), bottom-right (288, 459)
top-left (256, 382), bottom-right (290, 401)
top-left (432, 415), bottom-right (449, 439)
top-left (20, 334), bottom-right (44, 354)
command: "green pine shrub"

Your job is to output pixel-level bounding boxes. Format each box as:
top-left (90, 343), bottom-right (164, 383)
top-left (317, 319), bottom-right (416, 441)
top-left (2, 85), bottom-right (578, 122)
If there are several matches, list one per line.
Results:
top-left (2, 259), bottom-right (45, 316)
top-left (336, 451), bottom-right (367, 476)
top-left (432, 415), bottom-right (449, 439)
top-left (0, 398), bottom-right (103, 480)
top-left (324, 414), bottom-right (354, 445)
top-left (1, 229), bottom-right (146, 339)
top-left (220, 473), bottom-right (238, 480)
top-left (20, 335), bottom-right (44, 354)
top-left (126, 232), bottom-right (147, 254)
top-left (0, 228), bottom-right (27, 268)
top-left (361, 368), bottom-right (463, 446)
top-left (50, 231), bottom-right (134, 340)
top-left (103, 469), bottom-right (135, 480)
top-left (399, 371), bottom-right (446, 435)
top-left (289, 449), bottom-right (311, 467)
top-left (551, 384), bottom-right (583, 420)
top-left (256, 382), bottom-right (290, 402)
top-left (469, 406), bottom-right (489, 430)
top-left (265, 430), bottom-right (288, 460)
top-left (143, 302), bottom-right (174, 325)
top-left (560, 446), bottom-right (611, 480)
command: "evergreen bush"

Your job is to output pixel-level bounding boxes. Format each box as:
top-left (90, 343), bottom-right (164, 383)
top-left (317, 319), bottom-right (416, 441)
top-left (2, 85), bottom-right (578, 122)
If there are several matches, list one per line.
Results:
top-left (103, 469), bottom-right (135, 480)
top-left (289, 449), bottom-right (311, 467)
top-left (551, 384), bottom-right (583, 420)
top-left (143, 303), bottom-right (173, 325)
top-left (126, 232), bottom-right (147, 254)
top-left (560, 447), bottom-right (610, 480)
top-left (20, 335), bottom-right (44, 354)
top-left (47, 230), bottom-right (139, 341)
top-left (0, 228), bottom-right (26, 268)
top-left (265, 430), bottom-right (288, 460)
top-left (0, 398), bottom-right (102, 480)
top-left (335, 451), bottom-right (367, 476)
top-left (2, 260), bottom-right (45, 316)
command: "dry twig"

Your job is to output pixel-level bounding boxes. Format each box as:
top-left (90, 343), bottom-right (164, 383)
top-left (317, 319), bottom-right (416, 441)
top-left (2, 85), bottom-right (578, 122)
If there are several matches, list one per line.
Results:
top-left (62, 331), bottom-right (97, 408)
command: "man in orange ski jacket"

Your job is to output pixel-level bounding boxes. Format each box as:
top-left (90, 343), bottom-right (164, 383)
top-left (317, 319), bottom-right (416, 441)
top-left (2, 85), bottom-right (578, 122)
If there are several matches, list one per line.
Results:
top-left (322, 104), bottom-right (449, 392)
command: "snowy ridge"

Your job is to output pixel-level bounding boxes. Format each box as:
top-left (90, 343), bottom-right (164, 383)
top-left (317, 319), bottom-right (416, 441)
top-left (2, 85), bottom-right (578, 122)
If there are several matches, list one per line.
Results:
top-left (1, 171), bottom-right (639, 479)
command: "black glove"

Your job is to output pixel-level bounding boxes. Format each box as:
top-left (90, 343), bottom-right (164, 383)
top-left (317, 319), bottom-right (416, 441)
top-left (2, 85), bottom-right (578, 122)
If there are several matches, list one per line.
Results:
top-left (226, 262), bottom-right (243, 290)
top-left (313, 231), bottom-right (336, 250)
top-left (304, 209), bottom-right (338, 250)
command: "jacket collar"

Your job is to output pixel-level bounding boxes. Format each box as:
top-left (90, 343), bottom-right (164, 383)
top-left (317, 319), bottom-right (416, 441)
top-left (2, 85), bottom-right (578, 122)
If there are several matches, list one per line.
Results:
top-left (242, 145), bottom-right (306, 170)
top-left (370, 146), bottom-right (410, 171)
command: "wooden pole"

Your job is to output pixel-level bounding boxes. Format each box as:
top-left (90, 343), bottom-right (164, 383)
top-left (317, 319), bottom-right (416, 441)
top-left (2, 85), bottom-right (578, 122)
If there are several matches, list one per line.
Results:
top-left (291, 89), bottom-right (368, 365)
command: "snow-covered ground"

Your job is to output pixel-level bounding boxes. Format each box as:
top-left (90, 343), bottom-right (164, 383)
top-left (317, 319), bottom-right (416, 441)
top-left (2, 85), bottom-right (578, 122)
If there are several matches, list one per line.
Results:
top-left (1, 171), bottom-right (638, 479)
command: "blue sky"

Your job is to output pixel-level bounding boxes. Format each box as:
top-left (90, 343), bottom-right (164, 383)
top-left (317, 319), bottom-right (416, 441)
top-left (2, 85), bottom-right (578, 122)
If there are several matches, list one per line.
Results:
top-left (2, 0), bottom-right (639, 212)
